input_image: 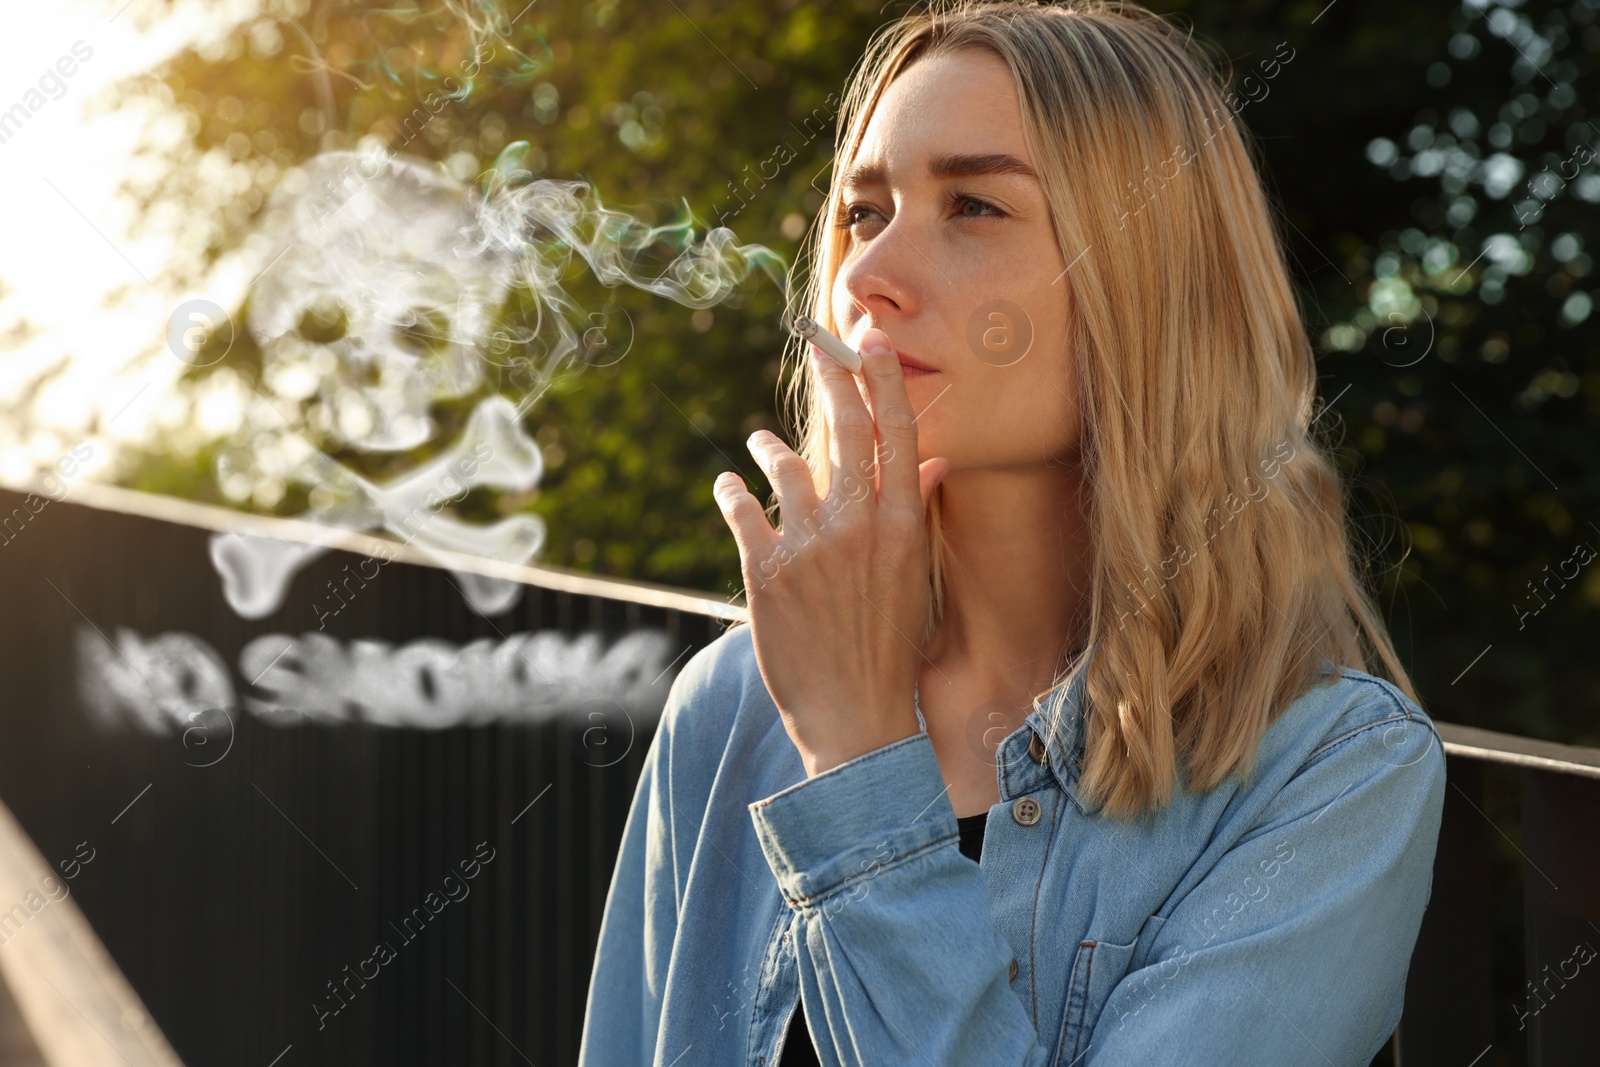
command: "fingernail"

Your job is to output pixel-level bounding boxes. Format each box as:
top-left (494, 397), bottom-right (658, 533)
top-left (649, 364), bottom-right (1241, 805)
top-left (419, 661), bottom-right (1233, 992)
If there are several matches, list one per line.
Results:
top-left (861, 329), bottom-right (892, 358)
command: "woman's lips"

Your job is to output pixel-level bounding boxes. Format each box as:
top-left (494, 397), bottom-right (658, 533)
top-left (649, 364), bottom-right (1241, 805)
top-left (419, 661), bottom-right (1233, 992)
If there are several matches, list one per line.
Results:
top-left (894, 350), bottom-right (938, 377)
top-left (845, 331), bottom-right (938, 376)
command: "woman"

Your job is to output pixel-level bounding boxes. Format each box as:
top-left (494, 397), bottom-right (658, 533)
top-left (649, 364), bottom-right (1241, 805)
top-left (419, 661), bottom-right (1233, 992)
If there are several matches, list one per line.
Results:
top-left (579, 2), bottom-right (1446, 1064)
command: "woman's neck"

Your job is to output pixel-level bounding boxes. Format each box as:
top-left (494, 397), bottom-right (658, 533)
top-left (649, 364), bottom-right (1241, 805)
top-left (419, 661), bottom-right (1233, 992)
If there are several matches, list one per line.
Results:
top-left (922, 461), bottom-right (1093, 698)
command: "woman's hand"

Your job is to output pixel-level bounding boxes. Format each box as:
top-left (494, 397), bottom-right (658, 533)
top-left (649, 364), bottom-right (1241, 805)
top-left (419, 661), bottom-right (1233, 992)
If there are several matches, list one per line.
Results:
top-left (713, 327), bottom-right (951, 777)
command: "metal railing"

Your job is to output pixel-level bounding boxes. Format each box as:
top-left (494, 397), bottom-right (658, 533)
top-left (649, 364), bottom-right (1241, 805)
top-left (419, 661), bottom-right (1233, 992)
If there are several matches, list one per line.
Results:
top-left (0, 794), bottom-right (181, 1065)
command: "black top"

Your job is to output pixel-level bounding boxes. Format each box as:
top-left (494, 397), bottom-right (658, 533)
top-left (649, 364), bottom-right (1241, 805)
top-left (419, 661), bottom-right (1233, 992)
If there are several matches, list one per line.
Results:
top-left (777, 812), bottom-right (988, 1066)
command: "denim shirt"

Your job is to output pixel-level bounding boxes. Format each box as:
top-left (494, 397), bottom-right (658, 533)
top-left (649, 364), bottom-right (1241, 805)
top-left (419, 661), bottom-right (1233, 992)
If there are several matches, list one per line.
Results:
top-left (578, 623), bottom-right (1446, 1066)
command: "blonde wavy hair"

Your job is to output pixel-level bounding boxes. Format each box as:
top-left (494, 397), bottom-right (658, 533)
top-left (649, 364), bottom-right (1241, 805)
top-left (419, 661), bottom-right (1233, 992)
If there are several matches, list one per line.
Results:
top-left (749, 0), bottom-right (1417, 820)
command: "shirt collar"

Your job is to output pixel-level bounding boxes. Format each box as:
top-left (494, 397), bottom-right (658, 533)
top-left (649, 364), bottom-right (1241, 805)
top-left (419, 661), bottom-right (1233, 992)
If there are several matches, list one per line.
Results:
top-left (991, 642), bottom-right (1095, 807)
top-left (1013, 650), bottom-right (1344, 807)
top-left (1023, 660), bottom-right (1091, 802)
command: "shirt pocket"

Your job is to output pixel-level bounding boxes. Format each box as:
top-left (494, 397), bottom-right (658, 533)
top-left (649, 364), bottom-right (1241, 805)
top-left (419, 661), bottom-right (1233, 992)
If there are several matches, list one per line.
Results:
top-left (1054, 914), bottom-right (1164, 1066)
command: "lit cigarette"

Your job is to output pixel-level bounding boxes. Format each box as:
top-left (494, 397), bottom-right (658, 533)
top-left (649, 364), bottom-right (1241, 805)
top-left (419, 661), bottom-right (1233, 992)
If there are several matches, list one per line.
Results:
top-left (791, 316), bottom-right (863, 374)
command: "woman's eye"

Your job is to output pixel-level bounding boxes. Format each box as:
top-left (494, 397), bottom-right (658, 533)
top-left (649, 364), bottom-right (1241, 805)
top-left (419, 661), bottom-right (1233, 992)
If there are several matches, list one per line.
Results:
top-left (837, 203), bottom-right (883, 229)
top-left (954, 194), bottom-right (1004, 219)
top-left (834, 195), bottom-right (1002, 233)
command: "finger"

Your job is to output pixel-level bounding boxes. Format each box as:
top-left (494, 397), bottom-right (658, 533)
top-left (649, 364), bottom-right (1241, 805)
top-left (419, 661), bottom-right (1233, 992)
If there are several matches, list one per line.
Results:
top-left (857, 328), bottom-right (923, 512)
top-left (712, 471), bottom-right (779, 574)
top-left (746, 430), bottom-right (823, 537)
top-left (807, 339), bottom-right (876, 504)
top-left (918, 457), bottom-right (950, 506)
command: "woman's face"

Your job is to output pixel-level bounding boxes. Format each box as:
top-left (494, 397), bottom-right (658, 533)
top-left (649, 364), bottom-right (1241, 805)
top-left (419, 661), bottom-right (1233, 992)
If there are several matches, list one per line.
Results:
top-left (830, 47), bottom-right (1079, 473)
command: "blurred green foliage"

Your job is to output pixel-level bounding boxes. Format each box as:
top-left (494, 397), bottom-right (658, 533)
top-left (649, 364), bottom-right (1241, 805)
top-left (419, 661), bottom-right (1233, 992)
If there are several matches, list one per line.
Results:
top-left (115, 0), bottom-right (1600, 746)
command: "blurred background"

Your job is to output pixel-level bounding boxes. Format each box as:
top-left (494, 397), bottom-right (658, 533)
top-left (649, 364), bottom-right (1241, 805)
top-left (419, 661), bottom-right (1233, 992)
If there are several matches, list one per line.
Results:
top-left (5, 0), bottom-right (1599, 737)
top-left (4, 0), bottom-right (1598, 741)
top-left (0, 0), bottom-right (1597, 1064)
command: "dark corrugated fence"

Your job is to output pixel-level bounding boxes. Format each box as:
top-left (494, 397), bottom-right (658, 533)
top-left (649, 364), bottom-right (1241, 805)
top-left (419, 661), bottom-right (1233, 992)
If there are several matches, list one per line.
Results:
top-left (0, 485), bottom-right (727, 1066)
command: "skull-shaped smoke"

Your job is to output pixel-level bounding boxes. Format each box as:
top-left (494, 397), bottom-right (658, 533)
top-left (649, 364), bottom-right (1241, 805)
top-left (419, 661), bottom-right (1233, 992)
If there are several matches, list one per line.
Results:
top-left (211, 143), bottom-right (785, 620)
top-left (247, 152), bottom-right (513, 452)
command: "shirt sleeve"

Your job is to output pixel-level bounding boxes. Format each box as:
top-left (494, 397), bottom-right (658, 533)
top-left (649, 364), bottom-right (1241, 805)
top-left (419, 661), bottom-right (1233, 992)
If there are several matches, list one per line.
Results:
top-left (747, 730), bottom-right (1056, 1067)
top-left (1086, 709), bottom-right (1447, 1065)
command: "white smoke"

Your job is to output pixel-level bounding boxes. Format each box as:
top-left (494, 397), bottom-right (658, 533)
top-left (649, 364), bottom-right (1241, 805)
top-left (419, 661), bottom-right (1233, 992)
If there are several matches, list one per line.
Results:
top-left (76, 624), bottom-right (675, 733)
top-left (210, 143), bottom-right (784, 619)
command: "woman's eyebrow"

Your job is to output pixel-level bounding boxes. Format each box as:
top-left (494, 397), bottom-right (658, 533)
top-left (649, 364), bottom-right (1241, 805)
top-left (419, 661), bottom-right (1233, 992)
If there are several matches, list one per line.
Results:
top-left (928, 152), bottom-right (1037, 180)
top-left (841, 152), bottom-right (1038, 190)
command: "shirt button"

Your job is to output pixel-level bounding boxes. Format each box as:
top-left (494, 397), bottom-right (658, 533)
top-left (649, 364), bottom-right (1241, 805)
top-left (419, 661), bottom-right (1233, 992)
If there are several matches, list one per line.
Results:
top-left (1011, 796), bottom-right (1042, 826)
top-left (1008, 957), bottom-right (1019, 982)
top-left (1027, 733), bottom-right (1047, 765)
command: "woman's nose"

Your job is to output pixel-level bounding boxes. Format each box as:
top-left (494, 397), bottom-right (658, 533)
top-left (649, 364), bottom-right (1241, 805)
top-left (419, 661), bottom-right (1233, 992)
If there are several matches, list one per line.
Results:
top-left (837, 217), bottom-right (929, 328)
